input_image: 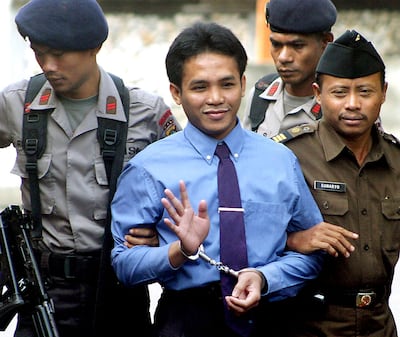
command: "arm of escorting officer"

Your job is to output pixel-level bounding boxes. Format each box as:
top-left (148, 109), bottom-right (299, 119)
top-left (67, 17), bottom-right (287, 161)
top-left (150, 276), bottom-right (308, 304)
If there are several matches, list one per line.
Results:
top-left (286, 222), bottom-right (359, 258)
top-left (126, 219), bottom-right (359, 258)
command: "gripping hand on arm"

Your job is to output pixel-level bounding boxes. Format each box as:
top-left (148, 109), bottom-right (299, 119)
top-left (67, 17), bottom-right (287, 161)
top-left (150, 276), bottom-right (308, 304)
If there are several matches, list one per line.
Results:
top-left (124, 227), bottom-right (158, 248)
top-left (287, 221), bottom-right (359, 258)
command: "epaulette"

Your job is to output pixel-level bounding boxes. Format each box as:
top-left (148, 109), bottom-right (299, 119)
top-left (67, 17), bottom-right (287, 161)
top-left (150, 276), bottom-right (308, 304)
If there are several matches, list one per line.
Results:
top-left (271, 124), bottom-right (316, 144)
top-left (382, 132), bottom-right (400, 148)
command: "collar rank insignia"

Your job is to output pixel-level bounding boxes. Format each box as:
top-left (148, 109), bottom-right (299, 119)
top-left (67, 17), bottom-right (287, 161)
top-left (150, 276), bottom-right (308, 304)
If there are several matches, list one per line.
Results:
top-left (39, 88), bottom-right (52, 105)
top-left (106, 96), bottom-right (117, 114)
top-left (314, 180), bottom-right (346, 193)
top-left (311, 103), bottom-right (322, 119)
top-left (267, 81), bottom-right (279, 96)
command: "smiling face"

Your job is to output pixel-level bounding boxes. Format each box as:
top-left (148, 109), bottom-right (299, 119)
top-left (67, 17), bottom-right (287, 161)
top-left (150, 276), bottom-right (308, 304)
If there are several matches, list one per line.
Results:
top-left (314, 72), bottom-right (387, 140)
top-left (169, 52), bottom-right (246, 140)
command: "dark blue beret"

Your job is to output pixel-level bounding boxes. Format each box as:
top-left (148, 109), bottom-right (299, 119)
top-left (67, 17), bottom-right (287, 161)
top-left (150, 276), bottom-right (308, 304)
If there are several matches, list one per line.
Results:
top-left (316, 30), bottom-right (385, 78)
top-left (15, 0), bottom-right (108, 50)
top-left (266, 0), bottom-right (337, 34)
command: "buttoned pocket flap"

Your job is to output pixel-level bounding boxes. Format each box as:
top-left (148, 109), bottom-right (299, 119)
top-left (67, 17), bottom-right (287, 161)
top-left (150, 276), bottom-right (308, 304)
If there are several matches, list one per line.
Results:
top-left (11, 153), bottom-right (52, 179)
top-left (381, 198), bottom-right (400, 220)
top-left (313, 191), bottom-right (349, 216)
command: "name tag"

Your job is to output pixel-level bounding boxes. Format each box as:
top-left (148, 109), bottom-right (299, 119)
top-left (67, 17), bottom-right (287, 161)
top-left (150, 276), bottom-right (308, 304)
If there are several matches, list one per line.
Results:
top-left (313, 180), bottom-right (346, 193)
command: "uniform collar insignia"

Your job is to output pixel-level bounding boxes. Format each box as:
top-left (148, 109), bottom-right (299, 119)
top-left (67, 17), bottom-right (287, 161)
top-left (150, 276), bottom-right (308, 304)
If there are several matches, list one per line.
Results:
top-left (267, 81), bottom-right (280, 96)
top-left (311, 103), bottom-right (322, 119)
top-left (106, 96), bottom-right (117, 114)
top-left (39, 88), bottom-right (52, 105)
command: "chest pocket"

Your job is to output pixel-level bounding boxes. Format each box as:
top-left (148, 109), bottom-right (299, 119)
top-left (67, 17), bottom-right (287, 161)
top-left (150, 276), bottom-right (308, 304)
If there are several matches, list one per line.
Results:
top-left (312, 190), bottom-right (349, 216)
top-left (381, 198), bottom-right (400, 253)
top-left (12, 152), bottom-right (52, 179)
top-left (94, 156), bottom-right (109, 186)
top-left (94, 155), bottom-right (131, 186)
top-left (244, 200), bottom-right (290, 264)
top-left (381, 198), bottom-right (400, 221)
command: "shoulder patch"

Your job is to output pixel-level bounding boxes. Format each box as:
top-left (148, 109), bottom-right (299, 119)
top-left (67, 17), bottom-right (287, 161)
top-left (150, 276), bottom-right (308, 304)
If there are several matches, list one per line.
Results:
top-left (272, 124), bottom-right (316, 143)
top-left (159, 109), bottom-right (178, 136)
top-left (382, 132), bottom-right (400, 148)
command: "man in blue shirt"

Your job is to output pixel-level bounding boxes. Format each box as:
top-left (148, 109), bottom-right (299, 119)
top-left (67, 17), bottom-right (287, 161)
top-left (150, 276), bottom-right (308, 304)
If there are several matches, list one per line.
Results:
top-left (111, 22), bottom-right (326, 337)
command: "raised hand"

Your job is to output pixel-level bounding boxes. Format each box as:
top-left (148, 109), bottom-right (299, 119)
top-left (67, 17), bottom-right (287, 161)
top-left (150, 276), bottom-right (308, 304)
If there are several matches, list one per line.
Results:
top-left (162, 180), bottom-right (210, 266)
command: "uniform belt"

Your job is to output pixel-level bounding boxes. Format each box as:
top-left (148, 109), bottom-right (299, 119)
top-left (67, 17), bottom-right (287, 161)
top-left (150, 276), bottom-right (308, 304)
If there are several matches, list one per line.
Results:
top-left (322, 286), bottom-right (386, 308)
top-left (162, 281), bottom-right (222, 301)
top-left (40, 251), bottom-right (100, 283)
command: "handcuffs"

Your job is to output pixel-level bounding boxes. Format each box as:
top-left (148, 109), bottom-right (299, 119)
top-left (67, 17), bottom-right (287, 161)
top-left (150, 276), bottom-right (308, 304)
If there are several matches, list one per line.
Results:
top-left (180, 242), bottom-right (267, 291)
top-left (180, 242), bottom-right (239, 277)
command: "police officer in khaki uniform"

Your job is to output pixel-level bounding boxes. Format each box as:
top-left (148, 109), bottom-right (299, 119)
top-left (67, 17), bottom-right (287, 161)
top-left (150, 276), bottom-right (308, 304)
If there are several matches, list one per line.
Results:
top-left (0, 1), bottom-right (181, 336)
top-left (285, 30), bottom-right (399, 336)
top-left (242, 0), bottom-right (336, 138)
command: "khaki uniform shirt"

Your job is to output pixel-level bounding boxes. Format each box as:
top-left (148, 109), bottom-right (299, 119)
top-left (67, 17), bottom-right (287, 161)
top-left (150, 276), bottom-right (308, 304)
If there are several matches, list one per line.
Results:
top-left (286, 119), bottom-right (400, 336)
top-left (242, 77), bottom-right (320, 137)
top-left (0, 68), bottom-right (180, 254)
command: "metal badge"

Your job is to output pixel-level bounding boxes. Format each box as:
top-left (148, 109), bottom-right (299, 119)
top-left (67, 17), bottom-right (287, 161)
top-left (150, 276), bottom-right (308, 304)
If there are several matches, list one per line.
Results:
top-left (356, 292), bottom-right (375, 308)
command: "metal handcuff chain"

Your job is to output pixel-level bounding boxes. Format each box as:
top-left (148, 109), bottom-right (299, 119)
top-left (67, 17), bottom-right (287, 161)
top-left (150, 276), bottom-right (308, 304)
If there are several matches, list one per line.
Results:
top-left (183, 243), bottom-right (239, 278)
top-left (180, 243), bottom-right (267, 291)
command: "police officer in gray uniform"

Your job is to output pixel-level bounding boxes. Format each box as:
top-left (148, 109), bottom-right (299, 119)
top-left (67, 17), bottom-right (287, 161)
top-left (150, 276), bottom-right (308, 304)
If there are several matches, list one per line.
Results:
top-left (242, 0), bottom-right (336, 138)
top-left (1, 0), bottom-right (181, 336)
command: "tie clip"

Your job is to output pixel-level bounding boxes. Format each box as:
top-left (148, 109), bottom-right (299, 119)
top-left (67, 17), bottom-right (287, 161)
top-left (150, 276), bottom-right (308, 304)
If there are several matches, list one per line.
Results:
top-left (218, 207), bottom-right (244, 213)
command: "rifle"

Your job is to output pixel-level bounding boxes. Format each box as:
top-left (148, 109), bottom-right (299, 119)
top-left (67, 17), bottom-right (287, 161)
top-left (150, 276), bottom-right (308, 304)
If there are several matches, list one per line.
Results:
top-left (0, 205), bottom-right (59, 337)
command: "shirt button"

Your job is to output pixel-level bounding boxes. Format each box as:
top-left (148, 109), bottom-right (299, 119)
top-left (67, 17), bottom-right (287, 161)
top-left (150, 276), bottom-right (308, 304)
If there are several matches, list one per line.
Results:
top-left (361, 209), bottom-right (367, 215)
top-left (364, 244), bottom-right (369, 251)
top-left (206, 155), bottom-right (211, 160)
top-left (322, 201), bottom-right (329, 209)
top-left (234, 153), bottom-right (239, 158)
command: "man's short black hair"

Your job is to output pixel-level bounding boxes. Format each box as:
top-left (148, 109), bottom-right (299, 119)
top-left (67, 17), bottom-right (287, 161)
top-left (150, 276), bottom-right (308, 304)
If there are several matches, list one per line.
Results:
top-left (166, 22), bottom-right (247, 88)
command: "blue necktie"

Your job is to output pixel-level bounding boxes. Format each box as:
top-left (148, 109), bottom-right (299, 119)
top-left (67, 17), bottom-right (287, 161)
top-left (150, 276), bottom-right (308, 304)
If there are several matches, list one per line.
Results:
top-left (215, 142), bottom-right (251, 336)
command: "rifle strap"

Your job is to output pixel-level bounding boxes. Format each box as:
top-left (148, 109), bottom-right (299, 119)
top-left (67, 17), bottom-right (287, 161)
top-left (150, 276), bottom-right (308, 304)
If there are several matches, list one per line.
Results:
top-left (98, 73), bottom-right (129, 193)
top-left (23, 73), bottom-right (50, 239)
top-left (97, 73), bottom-right (129, 246)
top-left (92, 76), bottom-right (130, 337)
top-left (248, 72), bottom-right (279, 132)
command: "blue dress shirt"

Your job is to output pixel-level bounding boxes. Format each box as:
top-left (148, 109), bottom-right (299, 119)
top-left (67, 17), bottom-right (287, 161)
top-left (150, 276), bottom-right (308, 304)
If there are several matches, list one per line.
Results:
top-left (111, 121), bottom-right (324, 300)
